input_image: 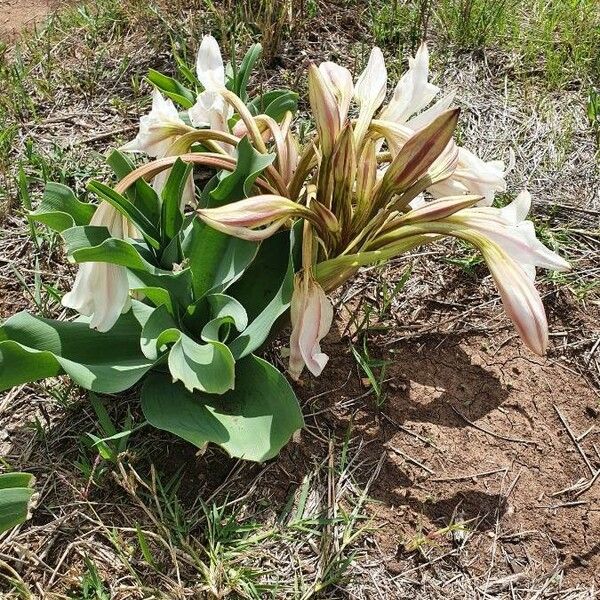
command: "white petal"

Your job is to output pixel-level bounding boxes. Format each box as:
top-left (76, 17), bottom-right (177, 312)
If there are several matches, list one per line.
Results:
top-left (189, 90), bottom-right (232, 133)
top-left (151, 88), bottom-right (180, 122)
top-left (62, 262), bottom-right (130, 332)
top-left (428, 178), bottom-right (470, 198)
top-left (488, 250), bottom-right (548, 355)
top-left (499, 190), bottom-right (531, 224)
top-left (121, 90), bottom-right (187, 158)
top-left (380, 42), bottom-right (439, 124)
top-left (288, 273), bottom-right (333, 379)
top-left (354, 47), bottom-right (387, 113)
top-left (408, 43), bottom-right (439, 115)
top-left (405, 90), bottom-right (456, 130)
top-left (196, 35), bottom-right (225, 90)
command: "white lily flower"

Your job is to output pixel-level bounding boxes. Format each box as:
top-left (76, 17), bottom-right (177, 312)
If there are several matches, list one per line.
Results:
top-left (189, 90), bottom-right (232, 131)
top-left (189, 35), bottom-right (233, 153)
top-left (429, 147), bottom-right (514, 205)
top-left (62, 203), bottom-right (136, 332)
top-left (449, 191), bottom-right (570, 276)
top-left (398, 190), bottom-right (569, 354)
top-left (448, 190), bottom-right (570, 279)
top-left (288, 270), bottom-right (334, 380)
top-left (120, 89), bottom-right (190, 158)
top-left (380, 43), bottom-right (439, 125)
top-left (373, 42), bottom-right (509, 205)
top-left (195, 34), bottom-right (225, 90)
top-left (121, 89), bottom-right (196, 207)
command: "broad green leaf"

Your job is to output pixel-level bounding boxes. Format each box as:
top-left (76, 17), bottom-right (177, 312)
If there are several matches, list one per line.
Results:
top-left (0, 473), bottom-right (35, 490)
top-left (140, 304), bottom-right (178, 360)
top-left (228, 230), bottom-right (294, 358)
top-left (107, 150), bottom-right (160, 225)
top-left (140, 306), bottom-right (235, 393)
top-left (233, 43), bottom-right (262, 101)
top-left (87, 180), bottom-right (161, 248)
top-left (28, 182), bottom-right (96, 232)
top-left (0, 473), bottom-right (36, 533)
top-left (182, 217), bottom-right (258, 299)
top-left (0, 302), bottom-right (155, 393)
top-left (161, 158), bottom-right (190, 242)
top-left (127, 269), bottom-right (193, 312)
top-left (201, 294), bottom-right (248, 343)
top-left (146, 69), bottom-right (195, 108)
top-left (210, 137), bottom-right (275, 202)
top-left (141, 355), bottom-right (304, 462)
top-left (168, 332), bottom-right (235, 395)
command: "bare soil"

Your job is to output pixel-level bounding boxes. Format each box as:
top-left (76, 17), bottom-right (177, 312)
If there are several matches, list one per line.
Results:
top-left (296, 324), bottom-right (600, 588)
top-left (0, 0), bottom-right (61, 41)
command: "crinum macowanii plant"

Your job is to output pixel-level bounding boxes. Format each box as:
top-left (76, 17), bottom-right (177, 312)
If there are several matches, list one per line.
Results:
top-left (0, 38), bottom-right (569, 463)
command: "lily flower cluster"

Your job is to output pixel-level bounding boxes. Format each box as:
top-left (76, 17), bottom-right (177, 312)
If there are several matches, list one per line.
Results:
top-left (69, 36), bottom-right (569, 379)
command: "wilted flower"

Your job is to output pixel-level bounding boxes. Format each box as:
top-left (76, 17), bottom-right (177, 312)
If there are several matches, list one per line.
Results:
top-left (197, 195), bottom-right (337, 241)
top-left (288, 269), bottom-right (334, 380)
top-left (62, 202), bottom-right (136, 332)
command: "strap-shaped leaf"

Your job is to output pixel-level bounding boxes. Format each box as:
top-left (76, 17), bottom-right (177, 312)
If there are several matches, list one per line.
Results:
top-left (161, 158), bottom-right (190, 242)
top-left (87, 180), bottom-right (161, 248)
top-left (28, 182), bottom-right (96, 232)
top-left (233, 43), bottom-right (262, 101)
top-left (228, 230), bottom-right (294, 358)
top-left (62, 226), bottom-right (160, 272)
top-left (0, 302), bottom-right (155, 393)
top-left (107, 150), bottom-right (161, 226)
top-left (146, 69), bottom-right (195, 108)
top-left (141, 355), bottom-right (304, 462)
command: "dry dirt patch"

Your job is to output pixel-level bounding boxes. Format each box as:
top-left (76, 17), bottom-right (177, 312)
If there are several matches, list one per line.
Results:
top-left (282, 313), bottom-right (600, 590)
top-left (0, 0), bottom-right (62, 41)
